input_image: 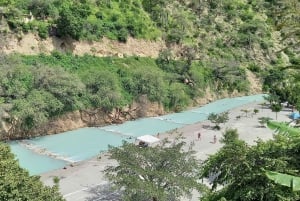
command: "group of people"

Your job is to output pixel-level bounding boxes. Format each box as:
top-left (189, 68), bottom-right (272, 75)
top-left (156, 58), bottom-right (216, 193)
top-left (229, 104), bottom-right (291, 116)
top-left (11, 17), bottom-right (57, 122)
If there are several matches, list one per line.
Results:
top-left (197, 132), bottom-right (217, 144)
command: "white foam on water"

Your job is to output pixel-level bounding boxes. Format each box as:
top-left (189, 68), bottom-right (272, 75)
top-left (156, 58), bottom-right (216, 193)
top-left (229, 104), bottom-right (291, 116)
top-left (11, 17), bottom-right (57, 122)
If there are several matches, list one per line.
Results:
top-left (19, 140), bottom-right (76, 163)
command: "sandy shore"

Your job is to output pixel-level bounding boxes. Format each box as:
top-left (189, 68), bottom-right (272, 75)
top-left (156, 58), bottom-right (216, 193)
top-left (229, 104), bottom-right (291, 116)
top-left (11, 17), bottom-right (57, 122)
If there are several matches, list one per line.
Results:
top-left (40, 101), bottom-right (292, 201)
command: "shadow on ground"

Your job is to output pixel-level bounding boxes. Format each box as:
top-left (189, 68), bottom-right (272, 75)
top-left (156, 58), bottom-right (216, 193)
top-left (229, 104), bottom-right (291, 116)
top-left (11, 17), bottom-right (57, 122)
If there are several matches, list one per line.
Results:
top-left (85, 184), bottom-right (179, 201)
top-left (85, 184), bottom-right (122, 201)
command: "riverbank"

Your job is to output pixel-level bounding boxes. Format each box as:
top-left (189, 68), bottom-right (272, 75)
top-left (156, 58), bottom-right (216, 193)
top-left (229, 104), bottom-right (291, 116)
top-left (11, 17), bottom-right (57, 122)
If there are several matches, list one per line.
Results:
top-left (40, 101), bottom-right (292, 201)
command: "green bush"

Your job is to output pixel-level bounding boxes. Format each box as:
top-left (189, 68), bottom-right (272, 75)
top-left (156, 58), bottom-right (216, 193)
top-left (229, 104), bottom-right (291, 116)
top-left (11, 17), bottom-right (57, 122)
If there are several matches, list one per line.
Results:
top-left (166, 29), bottom-right (184, 44)
top-left (21, 23), bottom-right (30, 33)
top-left (189, 62), bottom-right (213, 94)
top-left (247, 63), bottom-right (260, 73)
top-left (117, 27), bottom-right (128, 42)
top-left (166, 83), bottom-right (190, 111)
top-left (37, 22), bottom-right (48, 39)
top-left (124, 67), bottom-right (167, 102)
top-left (82, 70), bottom-right (127, 111)
top-left (12, 89), bottom-right (63, 130)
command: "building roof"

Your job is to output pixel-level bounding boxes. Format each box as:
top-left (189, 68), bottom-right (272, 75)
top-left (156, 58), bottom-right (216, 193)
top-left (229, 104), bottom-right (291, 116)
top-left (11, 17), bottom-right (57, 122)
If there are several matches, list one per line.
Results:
top-left (137, 135), bottom-right (160, 144)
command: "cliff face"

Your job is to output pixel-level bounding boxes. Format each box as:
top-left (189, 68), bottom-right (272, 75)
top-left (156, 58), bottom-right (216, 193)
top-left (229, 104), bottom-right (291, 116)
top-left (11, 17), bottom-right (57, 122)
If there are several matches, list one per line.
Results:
top-left (2, 33), bottom-right (165, 58)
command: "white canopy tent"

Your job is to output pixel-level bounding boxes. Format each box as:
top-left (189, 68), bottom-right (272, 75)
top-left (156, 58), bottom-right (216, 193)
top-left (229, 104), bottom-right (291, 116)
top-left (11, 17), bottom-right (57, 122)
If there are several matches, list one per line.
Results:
top-left (137, 135), bottom-right (160, 144)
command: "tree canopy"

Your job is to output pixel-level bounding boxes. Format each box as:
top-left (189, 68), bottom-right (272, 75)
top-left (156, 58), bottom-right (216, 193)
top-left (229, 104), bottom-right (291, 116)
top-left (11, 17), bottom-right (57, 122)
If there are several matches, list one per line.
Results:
top-left (0, 143), bottom-right (65, 201)
top-left (104, 135), bottom-right (203, 201)
top-left (208, 112), bottom-right (229, 130)
top-left (200, 128), bottom-right (300, 201)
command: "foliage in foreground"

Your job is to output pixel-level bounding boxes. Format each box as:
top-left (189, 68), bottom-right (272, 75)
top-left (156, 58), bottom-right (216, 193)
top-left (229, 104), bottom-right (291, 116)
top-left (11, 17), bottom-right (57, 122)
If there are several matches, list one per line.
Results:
top-left (0, 143), bottom-right (65, 201)
top-left (266, 171), bottom-right (300, 192)
top-left (267, 121), bottom-right (300, 138)
top-left (104, 135), bottom-right (204, 201)
top-left (201, 128), bottom-right (300, 201)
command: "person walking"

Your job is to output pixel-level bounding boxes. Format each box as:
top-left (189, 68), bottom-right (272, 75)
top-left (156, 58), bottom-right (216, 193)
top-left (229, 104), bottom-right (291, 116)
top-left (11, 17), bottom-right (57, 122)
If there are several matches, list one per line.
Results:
top-left (213, 135), bottom-right (217, 144)
top-left (197, 132), bottom-right (201, 141)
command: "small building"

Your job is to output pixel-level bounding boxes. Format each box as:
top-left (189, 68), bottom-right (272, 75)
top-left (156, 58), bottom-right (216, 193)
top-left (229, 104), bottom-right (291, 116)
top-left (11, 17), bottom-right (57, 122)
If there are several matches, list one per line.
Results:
top-left (137, 135), bottom-right (160, 147)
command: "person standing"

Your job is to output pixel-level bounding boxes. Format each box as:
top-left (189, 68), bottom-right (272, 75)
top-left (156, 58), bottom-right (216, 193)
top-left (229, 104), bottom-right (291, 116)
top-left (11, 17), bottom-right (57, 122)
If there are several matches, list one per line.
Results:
top-left (197, 132), bottom-right (201, 140)
top-left (213, 135), bottom-right (217, 144)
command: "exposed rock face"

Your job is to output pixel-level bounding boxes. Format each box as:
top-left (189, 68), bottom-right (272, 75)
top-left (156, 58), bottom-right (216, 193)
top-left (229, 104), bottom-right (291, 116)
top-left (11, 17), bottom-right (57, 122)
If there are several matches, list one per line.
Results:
top-left (2, 33), bottom-right (165, 58)
top-left (0, 96), bottom-right (165, 140)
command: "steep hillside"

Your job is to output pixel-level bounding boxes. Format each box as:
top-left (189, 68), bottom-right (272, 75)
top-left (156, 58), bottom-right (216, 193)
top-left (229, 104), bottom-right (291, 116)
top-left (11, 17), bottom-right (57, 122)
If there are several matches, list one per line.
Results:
top-left (0, 0), bottom-right (299, 139)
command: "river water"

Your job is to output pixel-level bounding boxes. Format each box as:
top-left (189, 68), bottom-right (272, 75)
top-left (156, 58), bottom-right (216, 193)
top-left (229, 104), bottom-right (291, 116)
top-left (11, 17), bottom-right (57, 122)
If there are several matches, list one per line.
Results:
top-left (9, 94), bottom-right (265, 175)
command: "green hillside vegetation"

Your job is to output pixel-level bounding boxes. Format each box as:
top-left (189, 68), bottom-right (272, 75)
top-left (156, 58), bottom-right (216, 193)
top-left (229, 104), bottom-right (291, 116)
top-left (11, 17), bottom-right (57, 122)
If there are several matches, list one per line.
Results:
top-left (0, 0), bottom-right (160, 41)
top-left (0, 0), bottom-right (299, 140)
top-left (0, 52), bottom-right (249, 139)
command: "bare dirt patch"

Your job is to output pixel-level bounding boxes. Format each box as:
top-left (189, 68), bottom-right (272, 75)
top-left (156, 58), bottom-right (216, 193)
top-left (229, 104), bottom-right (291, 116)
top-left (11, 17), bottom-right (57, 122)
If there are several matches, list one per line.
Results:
top-left (2, 33), bottom-right (165, 58)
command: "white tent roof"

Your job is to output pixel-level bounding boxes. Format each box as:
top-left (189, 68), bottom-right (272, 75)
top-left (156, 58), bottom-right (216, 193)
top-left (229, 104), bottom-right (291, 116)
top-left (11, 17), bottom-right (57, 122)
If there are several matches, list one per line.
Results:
top-left (137, 135), bottom-right (160, 144)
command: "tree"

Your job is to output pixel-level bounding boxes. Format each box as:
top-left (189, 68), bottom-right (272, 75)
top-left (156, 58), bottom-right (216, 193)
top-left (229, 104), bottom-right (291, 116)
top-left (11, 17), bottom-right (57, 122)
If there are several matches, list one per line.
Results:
top-left (262, 69), bottom-right (288, 97)
top-left (56, 2), bottom-right (91, 40)
top-left (11, 89), bottom-right (63, 136)
top-left (270, 103), bottom-right (282, 120)
top-left (267, 0), bottom-right (300, 55)
top-left (0, 65), bottom-right (33, 100)
top-left (26, 0), bottom-right (58, 19)
top-left (124, 67), bottom-right (167, 102)
top-left (104, 135), bottom-right (203, 201)
top-left (240, 109), bottom-right (251, 117)
top-left (32, 66), bottom-right (85, 112)
top-left (219, 128), bottom-right (239, 144)
top-left (253, 108), bottom-right (259, 115)
top-left (201, 128), bottom-right (300, 201)
top-left (258, 117), bottom-right (272, 128)
top-left (208, 112), bottom-right (229, 130)
top-left (83, 70), bottom-right (126, 112)
top-left (167, 83), bottom-right (190, 112)
top-left (0, 143), bottom-right (65, 201)
top-left (211, 62), bottom-right (249, 92)
top-left (263, 94), bottom-right (280, 106)
top-left (142, 0), bottom-right (171, 28)
top-left (287, 82), bottom-right (300, 110)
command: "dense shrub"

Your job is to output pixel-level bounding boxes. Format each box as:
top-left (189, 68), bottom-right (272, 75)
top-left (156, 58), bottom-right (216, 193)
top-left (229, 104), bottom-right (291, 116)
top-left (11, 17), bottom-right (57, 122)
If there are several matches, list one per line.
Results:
top-left (247, 63), bottom-right (261, 73)
top-left (166, 83), bottom-right (190, 111)
top-left (1, 0), bottom-right (160, 41)
top-left (82, 70), bottom-right (127, 111)
top-left (37, 22), bottom-right (48, 39)
top-left (124, 67), bottom-right (167, 102)
top-left (0, 143), bottom-right (65, 200)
